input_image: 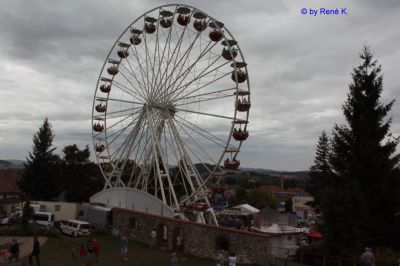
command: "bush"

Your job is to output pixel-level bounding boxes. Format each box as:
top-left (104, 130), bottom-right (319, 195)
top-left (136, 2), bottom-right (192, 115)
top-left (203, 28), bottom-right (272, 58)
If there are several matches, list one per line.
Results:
top-left (0, 224), bottom-right (61, 238)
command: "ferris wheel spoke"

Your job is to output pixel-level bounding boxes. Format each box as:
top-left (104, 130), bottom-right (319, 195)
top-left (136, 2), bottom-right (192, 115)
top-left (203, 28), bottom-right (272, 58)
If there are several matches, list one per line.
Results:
top-left (175, 93), bottom-right (235, 107)
top-left (175, 107), bottom-right (234, 121)
top-left (173, 119), bottom-right (217, 172)
top-left (173, 115), bottom-right (227, 148)
top-left (168, 60), bottom-right (230, 102)
top-left (129, 45), bottom-right (152, 95)
top-left (107, 106), bottom-right (143, 118)
top-left (143, 33), bottom-right (157, 93)
top-left (162, 38), bottom-right (217, 101)
top-left (109, 111), bottom-right (146, 162)
top-left (174, 87), bottom-right (236, 104)
top-left (153, 12), bottom-right (193, 100)
top-left (119, 59), bottom-right (149, 100)
top-left (151, 10), bottom-right (177, 100)
top-left (163, 24), bottom-right (210, 96)
top-left (99, 97), bottom-right (145, 105)
top-left (117, 67), bottom-right (150, 101)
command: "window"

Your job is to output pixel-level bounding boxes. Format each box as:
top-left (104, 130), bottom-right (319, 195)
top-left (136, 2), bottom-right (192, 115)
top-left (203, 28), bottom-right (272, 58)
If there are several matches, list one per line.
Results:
top-left (129, 218), bottom-right (137, 229)
top-left (55, 205), bottom-right (61, 212)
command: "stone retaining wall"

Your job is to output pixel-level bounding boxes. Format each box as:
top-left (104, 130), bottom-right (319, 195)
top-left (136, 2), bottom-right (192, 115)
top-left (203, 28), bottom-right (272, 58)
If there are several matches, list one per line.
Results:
top-left (112, 207), bottom-right (274, 265)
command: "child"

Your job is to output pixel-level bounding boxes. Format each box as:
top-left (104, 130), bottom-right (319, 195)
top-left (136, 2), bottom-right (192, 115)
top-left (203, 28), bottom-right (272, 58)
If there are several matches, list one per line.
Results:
top-left (79, 244), bottom-right (87, 265)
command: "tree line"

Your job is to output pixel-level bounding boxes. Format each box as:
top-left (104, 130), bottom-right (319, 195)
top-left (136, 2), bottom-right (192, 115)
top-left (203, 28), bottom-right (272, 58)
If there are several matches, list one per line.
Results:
top-left (18, 119), bottom-right (103, 202)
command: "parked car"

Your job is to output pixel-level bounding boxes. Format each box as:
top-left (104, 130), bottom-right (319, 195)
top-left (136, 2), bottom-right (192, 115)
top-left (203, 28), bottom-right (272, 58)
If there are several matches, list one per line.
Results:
top-left (60, 220), bottom-right (91, 237)
top-left (54, 220), bottom-right (68, 230)
top-left (33, 212), bottom-right (55, 228)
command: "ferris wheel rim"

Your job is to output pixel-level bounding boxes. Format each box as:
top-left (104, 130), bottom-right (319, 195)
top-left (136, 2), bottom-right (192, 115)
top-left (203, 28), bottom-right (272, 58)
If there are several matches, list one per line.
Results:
top-left (91, 3), bottom-right (251, 207)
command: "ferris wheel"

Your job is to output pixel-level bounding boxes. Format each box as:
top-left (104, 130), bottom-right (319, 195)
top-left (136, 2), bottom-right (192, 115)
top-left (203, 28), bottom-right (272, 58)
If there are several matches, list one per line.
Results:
top-left (92, 4), bottom-right (250, 222)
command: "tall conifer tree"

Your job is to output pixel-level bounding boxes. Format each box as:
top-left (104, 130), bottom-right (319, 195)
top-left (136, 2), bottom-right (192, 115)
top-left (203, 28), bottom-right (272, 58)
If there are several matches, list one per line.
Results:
top-left (316, 46), bottom-right (400, 249)
top-left (18, 118), bottom-right (61, 200)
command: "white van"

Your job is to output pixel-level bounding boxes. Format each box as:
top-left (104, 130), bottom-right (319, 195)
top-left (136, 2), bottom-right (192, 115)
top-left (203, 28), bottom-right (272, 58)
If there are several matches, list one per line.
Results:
top-left (33, 212), bottom-right (55, 228)
top-left (60, 220), bottom-right (91, 237)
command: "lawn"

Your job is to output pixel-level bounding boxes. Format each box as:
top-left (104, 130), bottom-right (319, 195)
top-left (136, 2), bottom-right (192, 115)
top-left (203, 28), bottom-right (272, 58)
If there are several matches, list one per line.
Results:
top-left (5, 233), bottom-right (307, 266)
top-left (19, 234), bottom-right (222, 266)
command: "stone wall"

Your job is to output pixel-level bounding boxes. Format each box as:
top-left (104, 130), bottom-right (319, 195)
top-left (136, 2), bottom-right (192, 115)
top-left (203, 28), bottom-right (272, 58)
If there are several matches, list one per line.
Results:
top-left (112, 207), bottom-right (274, 265)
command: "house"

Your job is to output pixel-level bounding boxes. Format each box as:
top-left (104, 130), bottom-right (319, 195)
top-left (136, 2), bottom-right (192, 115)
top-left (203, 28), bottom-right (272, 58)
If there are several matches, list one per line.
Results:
top-left (257, 206), bottom-right (297, 227)
top-left (0, 171), bottom-right (23, 217)
top-left (30, 200), bottom-right (79, 221)
top-left (292, 195), bottom-right (315, 221)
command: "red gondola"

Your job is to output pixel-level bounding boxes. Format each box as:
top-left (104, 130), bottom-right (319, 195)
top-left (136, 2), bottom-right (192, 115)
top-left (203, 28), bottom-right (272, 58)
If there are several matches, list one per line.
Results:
top-left (160, 18), bottom-right (172, 28)
top-left (209, 29), bottom-right (223, 42)
top-left (130, 35), bottom-right (141, 45)
top-left (231, 70), bottom-right (247, 83)
top-left (222, 48), bottom-right (238, 60)
top-left (95, 104), bottom-right (107, 113)
top-left (93, 123), bottom-right (104, 132)
top-left (236, 98), bottom-right (251, 112)
top-left (117, 50), bottom-right (129, 59)
top-left (107, 66), bottom-right (119, 76)
top-left (100, 84), bottom-right (111, 93)
top-left (95, 144), bottom-right (105, 152)
top-left (224, 158), bottom-right (240, 170)
top-left (177, 14), bottom-right (190, 26)
top-left (232, 129), bottom-right (249, 141)
top-left (145, 23), bottom-right (156, 34)
top-left (193, 20), bottom-right (207, 31)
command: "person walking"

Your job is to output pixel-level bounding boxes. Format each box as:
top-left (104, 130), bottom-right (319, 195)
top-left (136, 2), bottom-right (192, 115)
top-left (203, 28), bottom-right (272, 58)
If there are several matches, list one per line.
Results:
top-left (360, 247), bottom-right (375, 266)
top-left (28, 236), bottom-right (41, 266)
top-left (8, 238), bottom-right (20, 264)
top-left (120, 235), bottom-right (128, 261)
top-left (93, 239), bottom-right (100, 265)
top-left (150, 228), bottom-right (157, 250)
top-left (228, 252), bottom-right (237, 266)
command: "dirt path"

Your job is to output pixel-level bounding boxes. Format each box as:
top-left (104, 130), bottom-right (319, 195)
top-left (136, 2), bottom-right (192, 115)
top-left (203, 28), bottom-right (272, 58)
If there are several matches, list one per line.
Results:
top-left (0, 236), bottom-right (47, 261)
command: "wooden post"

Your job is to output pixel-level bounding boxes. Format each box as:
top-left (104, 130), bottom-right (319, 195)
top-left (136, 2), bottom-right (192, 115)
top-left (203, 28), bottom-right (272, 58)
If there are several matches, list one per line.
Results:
top-left (300, 251), bottom-right (304, 262)
top-left (323, 255), bottom-right (326, 266)
top-left (338, 257), bottom-right (341, 266)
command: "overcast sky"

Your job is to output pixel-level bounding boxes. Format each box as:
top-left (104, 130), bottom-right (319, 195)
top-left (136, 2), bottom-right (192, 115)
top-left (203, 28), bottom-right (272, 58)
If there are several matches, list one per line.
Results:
top-left (0, 0), bottom-right (399, 171)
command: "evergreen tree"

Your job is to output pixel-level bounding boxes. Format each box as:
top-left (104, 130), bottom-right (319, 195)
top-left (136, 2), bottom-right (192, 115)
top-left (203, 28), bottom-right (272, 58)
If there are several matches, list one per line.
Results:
top-left (21, 200), bottom-right (34, 228)
top-left (60, 144), bottom-right (103, 202)
top-left (18, 118), bottom-right (61, 200)
top-left (307, 131), bottom-right (332, 211)
top-left (317, 46), bottom-right (400, 249)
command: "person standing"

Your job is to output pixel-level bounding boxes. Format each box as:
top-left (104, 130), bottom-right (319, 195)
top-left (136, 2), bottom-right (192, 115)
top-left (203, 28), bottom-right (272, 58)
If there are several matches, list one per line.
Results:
top-left (86, 239), bottom-right (94, 265)
top-left (120, 235), bottom-right (128, 261)
top-left (171, 252), bottom-right (178, 266)
top-left (150, 228), bottom-right (157, 250)
top-left (8, 238), bottom-right (20, 264)
top-left (79, 244), bottom-right (88, 265)
top-left (228, 252), bottom-right (237, 266)
top-left (93, 239), bottom-right (100, 265)
top-left (176, 235), bottom-right (183, 252)
top-left (360, 247), bottom-right (375, 266)
top-left (28, 236), bottom-right (41, 266)
top-left (217, 251), bottom-right (225, 266)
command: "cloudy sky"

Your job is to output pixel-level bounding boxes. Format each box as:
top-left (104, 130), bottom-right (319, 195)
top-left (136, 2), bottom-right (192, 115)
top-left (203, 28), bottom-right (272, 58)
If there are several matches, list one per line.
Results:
top-left (0, 0), bottom-right (399, 171)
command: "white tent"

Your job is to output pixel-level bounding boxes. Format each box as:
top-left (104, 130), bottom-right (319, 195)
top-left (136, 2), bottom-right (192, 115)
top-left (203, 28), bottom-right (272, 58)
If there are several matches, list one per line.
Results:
top-left (233, 204), bottom-right (260, 215)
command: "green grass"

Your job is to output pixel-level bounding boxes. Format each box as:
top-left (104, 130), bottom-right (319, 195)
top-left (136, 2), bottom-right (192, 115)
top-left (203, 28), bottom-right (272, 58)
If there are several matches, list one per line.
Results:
top-left (18, 234), bottom-right (222, 266)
